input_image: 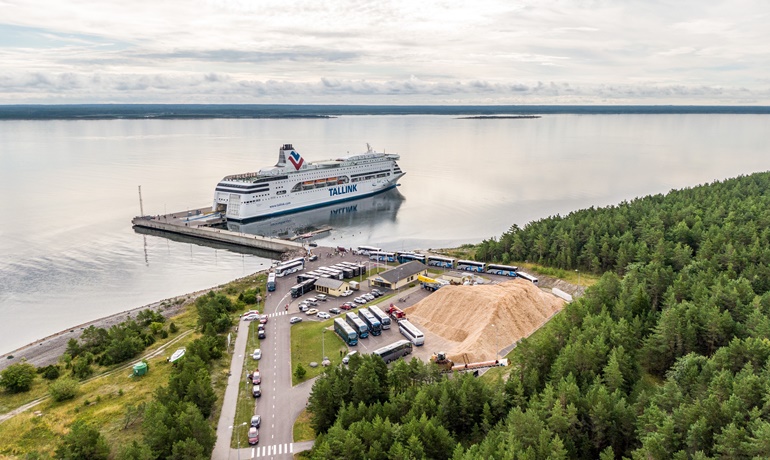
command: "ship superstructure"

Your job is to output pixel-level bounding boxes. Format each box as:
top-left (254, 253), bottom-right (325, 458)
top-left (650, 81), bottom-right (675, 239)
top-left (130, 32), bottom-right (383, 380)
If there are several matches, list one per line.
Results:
top-left (213, 144), bottom-right (405, 221)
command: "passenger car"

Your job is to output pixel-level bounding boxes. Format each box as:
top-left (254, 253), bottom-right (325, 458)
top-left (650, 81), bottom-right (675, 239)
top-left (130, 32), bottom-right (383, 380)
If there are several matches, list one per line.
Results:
top-left (363, 294), bottom-right (375, 301)
top-left (252, 349), bottom-right (261, 360)
top-left (306, 308), bottom-right (319, 316)
top-left (316, 294), bottom-right (328, 301)
top-left (354, 297), bottom-right (367, 304)
top-left (258, 330), bottom-right (266, 339)
top-left (251, 415), bottom-right (261, 427)
top-left (341, 290), bottom-right (353, 296)
top-left (289, 316), bottom-right (303, 324)
top-left (259, 315), bottom-right (268, 324)
top-left (309, 254), bottom-right (318, 261)
top-left (248, 427), bottom-right (259, 444)
top-left (328, 307), bottom-right (341, 314)
top-left (317, 311), bottom-right (331, 319)
top-left (342, 351), bottom-right (358, 365)
top-left (252, 384), bottom-right (261, 397)
top-left (251, 370), bottom-right (261, 384)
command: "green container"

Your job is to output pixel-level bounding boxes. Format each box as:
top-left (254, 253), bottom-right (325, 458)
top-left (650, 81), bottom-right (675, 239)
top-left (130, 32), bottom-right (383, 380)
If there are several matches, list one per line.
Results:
top-left (132, 362), bottom-right (148, 377)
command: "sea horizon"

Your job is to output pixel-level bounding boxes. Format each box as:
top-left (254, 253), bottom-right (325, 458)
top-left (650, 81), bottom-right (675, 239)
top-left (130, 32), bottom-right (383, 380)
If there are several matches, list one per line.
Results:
top-left (1, 103), bottom-right (770, 120)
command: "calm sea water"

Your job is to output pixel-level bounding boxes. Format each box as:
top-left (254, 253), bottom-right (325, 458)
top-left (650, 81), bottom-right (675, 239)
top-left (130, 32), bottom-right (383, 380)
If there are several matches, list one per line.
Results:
top-left (1, 114), bottom-right (769, 353)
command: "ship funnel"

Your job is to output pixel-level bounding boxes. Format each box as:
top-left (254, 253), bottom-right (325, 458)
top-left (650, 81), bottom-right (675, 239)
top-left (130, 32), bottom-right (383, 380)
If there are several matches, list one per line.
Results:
top-left (275, 144), bottom-right (294, 167)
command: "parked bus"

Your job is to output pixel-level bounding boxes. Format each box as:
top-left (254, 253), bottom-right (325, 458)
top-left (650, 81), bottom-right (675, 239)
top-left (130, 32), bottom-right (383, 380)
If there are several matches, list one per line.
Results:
top-left (296, 273), bottom-right (318, 283)
top-left (290, 278), bottom-right (316, 298)
top-left (369, 251), bottom-right (396, 263)
top-left (334, 318), bottom-right (358, 346)
top-left (486, 264), bottom-right (519, 277)
top-left (517, 271), bottom-right (539, 285)
top-left (266, 272), bottom-right (276, 292)
top-left (373, 339), bottom-right (413, 364)
top-left (355, 245), bottom-right (382, 256)
top-left (316, 267), bottom-right (343, 280)
top-left (345, 312), bottom-right (369, 339)
top-left (398, 320), bottom-right (424, 346)
top-left (368, 305), bottom-right (392, 330)
top-left (358, 308), bottom-right (382, 336)
top-left (331, 264), bottom-right (354, 278)
top-left (457, 259), bottom-right (486, 273)
top-left (275, 259), bottom-right (305, 277)
top-left (396, 252), bottom-right (426, 264)
top-left (340, 262), bottom-right (361, 277)
top-left (426, 255), bottom-right (455, 269)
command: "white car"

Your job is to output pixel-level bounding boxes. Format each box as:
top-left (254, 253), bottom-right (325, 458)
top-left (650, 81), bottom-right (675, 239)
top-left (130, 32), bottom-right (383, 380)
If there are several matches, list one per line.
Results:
top-left (316, 294), bottom-right (328, 301)
top-left (363, 294), bottom-right (375, 301)
top-left (354, 297), bottom-right (367, 304)
top-left (243, 314), bottom-right (259, 321)
top-left (252, 348), bottom-right (262, 360)
top-left (342, 351), bottom-right (358, 364)
top-left (289, 316), bottom-right (302, 324)
top-left (341, 290), bottom-right (353, 297)
top-left (317, 312), bottom-right (331, 319)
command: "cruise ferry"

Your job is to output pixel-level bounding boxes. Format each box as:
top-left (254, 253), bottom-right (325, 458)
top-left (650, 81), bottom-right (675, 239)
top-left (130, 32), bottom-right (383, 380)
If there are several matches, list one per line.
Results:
top-left (213, 144), bottom-right (405, 221)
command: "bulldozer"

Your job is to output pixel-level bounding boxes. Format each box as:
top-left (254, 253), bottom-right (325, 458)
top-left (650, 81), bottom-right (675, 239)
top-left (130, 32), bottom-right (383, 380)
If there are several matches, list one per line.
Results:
top-left (430, 351), bottom-right (454, 371)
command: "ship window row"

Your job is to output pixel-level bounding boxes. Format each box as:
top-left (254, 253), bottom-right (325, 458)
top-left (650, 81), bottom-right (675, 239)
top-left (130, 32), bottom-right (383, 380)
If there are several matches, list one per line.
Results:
top-left (290, 176), bottom-right (350, 192)
top-left (351, 172), bottom-right (390, 183)
top-left (350, 169), bottom-right (391, 178)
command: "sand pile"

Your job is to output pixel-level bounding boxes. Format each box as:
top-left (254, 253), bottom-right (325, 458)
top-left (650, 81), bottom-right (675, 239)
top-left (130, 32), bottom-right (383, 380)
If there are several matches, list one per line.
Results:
top-left (405, 279), bottom-right (564, 363)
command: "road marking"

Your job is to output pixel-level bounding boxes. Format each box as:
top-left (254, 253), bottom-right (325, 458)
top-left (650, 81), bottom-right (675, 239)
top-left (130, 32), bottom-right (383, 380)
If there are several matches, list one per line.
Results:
top-left (252, 447), bottom-right (255, 458)
top-left (279, 444), bottom-right (282, 454)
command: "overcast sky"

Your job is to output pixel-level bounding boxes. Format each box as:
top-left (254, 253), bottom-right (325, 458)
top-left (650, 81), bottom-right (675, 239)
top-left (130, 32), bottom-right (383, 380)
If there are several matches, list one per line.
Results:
top-left (1, 0), bottom-right (768, 104)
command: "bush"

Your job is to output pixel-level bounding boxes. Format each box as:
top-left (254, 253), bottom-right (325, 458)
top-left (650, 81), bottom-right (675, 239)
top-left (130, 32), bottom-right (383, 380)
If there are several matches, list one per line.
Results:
top-left (0, 362), bottom-right (37, 393)
top-left (37, 364), bottom-right (61, 380)
top-left (55, 419), bottom-right (110, 460)
top-left (294, 363), bottom-right (307, 380)
top-left (49, 377), bottom-right (79, 402)
top-left (169, 322), bottom-right (178, 333)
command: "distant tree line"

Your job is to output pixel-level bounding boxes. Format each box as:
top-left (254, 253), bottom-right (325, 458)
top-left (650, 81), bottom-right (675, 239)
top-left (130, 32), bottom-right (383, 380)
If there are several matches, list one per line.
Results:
top-left (307, 172), bottom-right (770, 458)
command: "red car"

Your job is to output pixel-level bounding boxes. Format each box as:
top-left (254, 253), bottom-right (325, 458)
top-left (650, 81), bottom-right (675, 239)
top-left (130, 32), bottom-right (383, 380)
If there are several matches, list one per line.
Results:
top-left (248, 427), bottom-right (259, 445)
top-left (339, 303), bottom-right (353, 310)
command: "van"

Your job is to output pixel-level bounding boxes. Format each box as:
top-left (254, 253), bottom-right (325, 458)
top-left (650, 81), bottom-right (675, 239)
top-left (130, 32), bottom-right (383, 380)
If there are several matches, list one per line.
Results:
top-left (349, 281), bottom-right (360, 291)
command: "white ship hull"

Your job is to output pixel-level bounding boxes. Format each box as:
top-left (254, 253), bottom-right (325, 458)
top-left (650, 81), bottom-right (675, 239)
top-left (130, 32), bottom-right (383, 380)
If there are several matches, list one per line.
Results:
top-left (213, 144), bottom-right (405, 221)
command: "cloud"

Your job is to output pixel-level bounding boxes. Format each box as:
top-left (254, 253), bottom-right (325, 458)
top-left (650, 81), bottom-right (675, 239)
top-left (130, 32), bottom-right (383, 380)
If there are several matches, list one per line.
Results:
top-left (0, 0), bottom-right (768, 103)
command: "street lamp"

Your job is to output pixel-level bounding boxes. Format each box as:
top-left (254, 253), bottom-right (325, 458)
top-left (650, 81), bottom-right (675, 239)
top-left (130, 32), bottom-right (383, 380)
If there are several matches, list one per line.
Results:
top-left (322, 329), bottom-right (326, 363)
top-left (229, 421), bottom-right (247, 460)
top-left (575, 269), bottom-right (580, 288)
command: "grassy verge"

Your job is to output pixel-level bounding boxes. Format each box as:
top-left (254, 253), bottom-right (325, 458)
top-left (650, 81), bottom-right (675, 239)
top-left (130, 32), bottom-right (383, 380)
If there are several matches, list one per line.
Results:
top-left (293, 408), bottom-right (315, 442)
top-left (516, 262), bottom-right (598, 287)
top-left (290, 319), bottom-right (347, 385)
top-left (230, 320), bottom-right (262, 448)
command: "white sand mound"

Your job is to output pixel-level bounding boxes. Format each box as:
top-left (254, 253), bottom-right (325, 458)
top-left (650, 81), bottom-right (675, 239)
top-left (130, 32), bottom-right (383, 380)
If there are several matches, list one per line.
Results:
top-left (405, 279), bottom-right (564, 363)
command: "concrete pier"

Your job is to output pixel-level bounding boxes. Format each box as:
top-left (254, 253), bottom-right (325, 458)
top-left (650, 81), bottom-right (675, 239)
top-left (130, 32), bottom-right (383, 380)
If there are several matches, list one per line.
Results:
top-left (131, 207), bottom-right (305, 253)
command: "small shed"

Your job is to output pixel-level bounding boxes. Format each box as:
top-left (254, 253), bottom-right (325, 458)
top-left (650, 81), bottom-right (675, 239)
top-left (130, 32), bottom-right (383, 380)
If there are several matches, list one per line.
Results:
top-left (132, 361), bottom-right (148, 377)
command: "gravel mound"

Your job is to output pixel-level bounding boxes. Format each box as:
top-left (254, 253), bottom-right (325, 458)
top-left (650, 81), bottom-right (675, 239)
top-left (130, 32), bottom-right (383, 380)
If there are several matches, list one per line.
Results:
top-left (405, 279), bottom-right (564, 363)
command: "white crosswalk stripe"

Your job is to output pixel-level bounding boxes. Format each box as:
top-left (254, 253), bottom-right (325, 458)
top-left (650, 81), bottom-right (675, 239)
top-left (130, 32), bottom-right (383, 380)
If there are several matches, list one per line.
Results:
top-left (253, 443), bottom-right (293, 457)
top-left (267, 311), bottom-right (288, 318)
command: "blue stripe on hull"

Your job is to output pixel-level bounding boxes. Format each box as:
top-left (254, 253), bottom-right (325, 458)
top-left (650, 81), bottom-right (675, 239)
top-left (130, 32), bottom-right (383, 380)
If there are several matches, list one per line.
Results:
top-left (229, 184), bottom-right (399, 222)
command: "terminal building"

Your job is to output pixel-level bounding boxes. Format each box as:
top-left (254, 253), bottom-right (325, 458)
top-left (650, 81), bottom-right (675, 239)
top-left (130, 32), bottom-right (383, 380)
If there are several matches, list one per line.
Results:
top-left (368, 260), bottom-right (428, 290)
top-left (313, 277), bottom-right (351, 297)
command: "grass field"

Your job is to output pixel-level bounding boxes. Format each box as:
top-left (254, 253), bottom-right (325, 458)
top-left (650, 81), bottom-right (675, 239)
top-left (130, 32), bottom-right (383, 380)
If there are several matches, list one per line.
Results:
top-left (230, 320), bottom-right (262, 448)
top-left (290, 318), bottom-right (347, 385)
top-left (292, 409), bottom-right (314, 442)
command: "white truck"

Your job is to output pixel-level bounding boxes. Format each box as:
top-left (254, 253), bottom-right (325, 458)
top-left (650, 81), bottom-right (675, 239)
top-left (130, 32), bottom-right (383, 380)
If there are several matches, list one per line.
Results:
top-left (349, 280), bottom-right (360, 291)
